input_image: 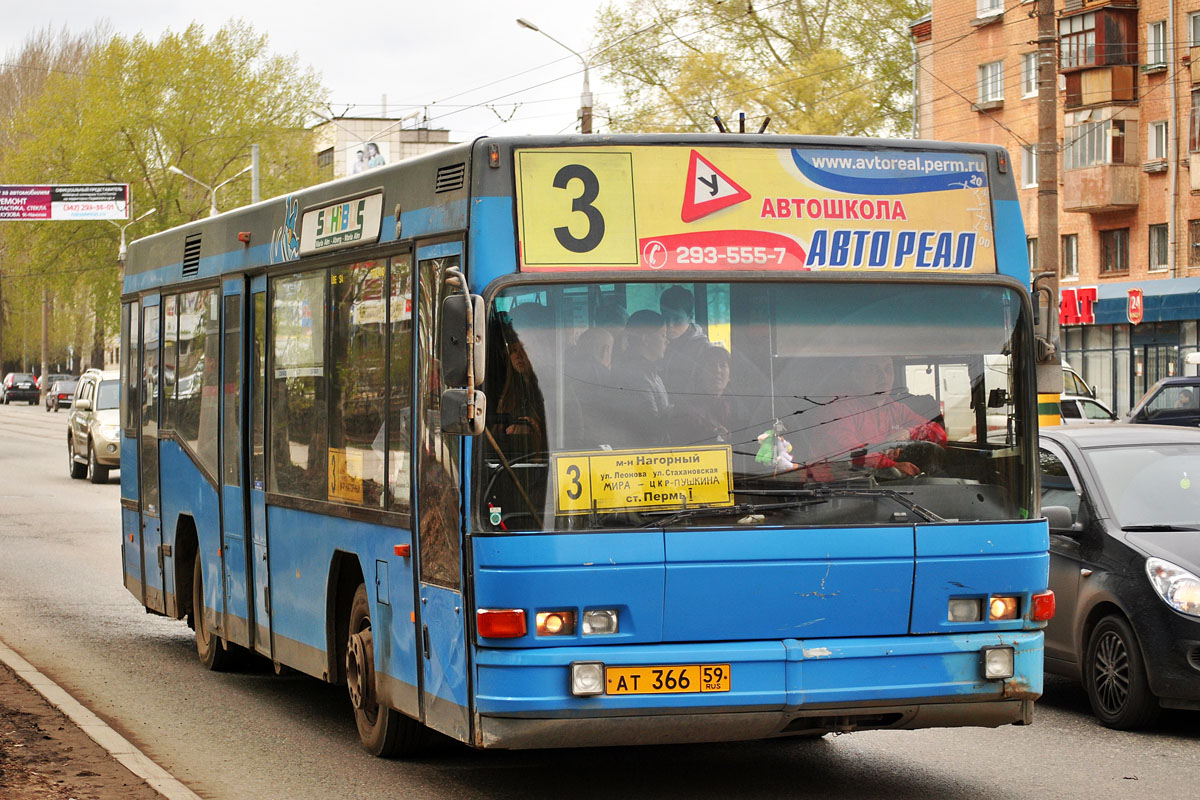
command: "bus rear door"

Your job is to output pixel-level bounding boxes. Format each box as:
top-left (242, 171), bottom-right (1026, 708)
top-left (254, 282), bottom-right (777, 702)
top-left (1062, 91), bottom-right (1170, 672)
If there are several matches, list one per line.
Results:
top-left (219, 282), bottom-right (252, 649)
top-left (248, 278), bottom-right (273, 658)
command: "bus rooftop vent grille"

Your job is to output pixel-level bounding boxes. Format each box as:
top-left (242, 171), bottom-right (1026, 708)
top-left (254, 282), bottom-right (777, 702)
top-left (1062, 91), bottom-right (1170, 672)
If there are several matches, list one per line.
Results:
top-left (182, 234), bottom-right (202, 277)
top-left (435, 163), bottom-right (466, 193)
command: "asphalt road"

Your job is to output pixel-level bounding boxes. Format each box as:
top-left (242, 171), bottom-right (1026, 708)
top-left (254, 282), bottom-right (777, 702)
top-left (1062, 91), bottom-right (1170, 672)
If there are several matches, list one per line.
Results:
top-left (1, 399), bottom-right (1198, 799)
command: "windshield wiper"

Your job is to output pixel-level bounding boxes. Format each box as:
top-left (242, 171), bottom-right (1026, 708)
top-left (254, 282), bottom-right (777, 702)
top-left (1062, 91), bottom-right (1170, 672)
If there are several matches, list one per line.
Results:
top-left (737, 487), bottom-right (946, 523)
top-left (1121, 524), bottom-right (1200, 532)
top-left (641, 498), bottom-right (827, 528)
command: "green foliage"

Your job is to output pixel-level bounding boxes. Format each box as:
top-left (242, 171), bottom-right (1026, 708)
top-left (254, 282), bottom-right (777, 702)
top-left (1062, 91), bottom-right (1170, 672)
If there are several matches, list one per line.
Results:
top-left (595, 0), bottom-right (928, 136)
top-left (0, 20), bottom-right (327, 370)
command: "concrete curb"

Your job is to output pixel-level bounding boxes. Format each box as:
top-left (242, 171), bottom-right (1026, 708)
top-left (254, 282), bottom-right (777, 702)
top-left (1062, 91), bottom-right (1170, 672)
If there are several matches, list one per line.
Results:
top-left (0, 639), bottom-right (201, 800)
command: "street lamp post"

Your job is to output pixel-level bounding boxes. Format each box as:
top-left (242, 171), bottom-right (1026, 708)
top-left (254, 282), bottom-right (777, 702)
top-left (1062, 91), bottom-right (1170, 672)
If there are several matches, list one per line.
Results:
top-left (168, 164), bottom-right (252, 217)
top-left (516, 18), bottom-right (655, 134)
top-left (109, 206), bottom-right (157, 265)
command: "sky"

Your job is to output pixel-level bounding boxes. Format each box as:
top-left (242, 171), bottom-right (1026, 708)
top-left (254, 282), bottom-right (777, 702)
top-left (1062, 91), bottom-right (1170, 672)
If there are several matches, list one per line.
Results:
top-left (0, 0), bottom-right (623, 141)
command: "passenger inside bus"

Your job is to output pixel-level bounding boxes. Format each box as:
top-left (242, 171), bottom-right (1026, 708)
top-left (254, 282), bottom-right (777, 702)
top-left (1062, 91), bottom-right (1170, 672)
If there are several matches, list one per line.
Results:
top-left (670, 344), bottom-right (737, 446)
top-left (813, 355), bottom-right (947, 477)
top-left (610, 309), bottom-right (671, 445)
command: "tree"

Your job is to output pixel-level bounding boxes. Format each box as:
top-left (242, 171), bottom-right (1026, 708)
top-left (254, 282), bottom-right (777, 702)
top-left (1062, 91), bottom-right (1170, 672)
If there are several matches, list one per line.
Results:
top-left (594, 0), bottom-right (928, 136)
top-left (0, 21), bottom-right (327, 371)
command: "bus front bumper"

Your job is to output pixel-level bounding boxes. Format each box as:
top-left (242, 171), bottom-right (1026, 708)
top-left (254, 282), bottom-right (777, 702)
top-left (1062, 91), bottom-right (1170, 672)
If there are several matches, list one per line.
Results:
top-left (473, 632), bottom-right (1042, 749)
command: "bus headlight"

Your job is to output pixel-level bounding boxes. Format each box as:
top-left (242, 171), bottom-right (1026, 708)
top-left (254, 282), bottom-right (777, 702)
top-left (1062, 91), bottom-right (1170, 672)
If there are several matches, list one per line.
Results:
top-left (570, 662), bottom-right (605, 696)
top-left (981, 646), bottom-right (1015, 680)
top-left (582, 609), bottom-right (618, 635)
top-left (1146, 557), bottom-right (1200, 618)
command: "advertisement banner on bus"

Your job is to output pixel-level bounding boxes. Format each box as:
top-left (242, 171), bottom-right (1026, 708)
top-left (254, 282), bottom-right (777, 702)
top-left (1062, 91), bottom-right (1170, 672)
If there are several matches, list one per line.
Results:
top-left (515, 146), bottom-right (995, 275)
top-left (0, 184), bottom-right (130, 220)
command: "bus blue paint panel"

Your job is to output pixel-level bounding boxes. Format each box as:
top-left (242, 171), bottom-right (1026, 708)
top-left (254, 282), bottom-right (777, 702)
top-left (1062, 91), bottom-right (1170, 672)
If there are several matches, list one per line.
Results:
top-left (262, 505), bottom-right (420, 693)
top-left (785, 631), bottom-right (1043, 705)
top-left (120, 506), bottom-right (141, 592)
top-left (221, 483), bottom-right (250, 643)
top-left (992, 200), bottom-right (1029, 283)
top-left (420, 584), bottom-right (470, 739)
top-left (468, 196), bottom-right (518, 290)
top-left (474, 641), bottom-right (786, 715)
top-left (662, 527), bottom-right (915, 640)
top-left (159, 441), bottom-right (221, 611)
top-left (472, 533), bottom-right (667, 646)
top-left (910, 520), bottom-right (1049, 635)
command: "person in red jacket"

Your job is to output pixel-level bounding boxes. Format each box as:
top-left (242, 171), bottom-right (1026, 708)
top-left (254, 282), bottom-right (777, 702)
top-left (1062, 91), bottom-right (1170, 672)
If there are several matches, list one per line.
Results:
top-left (817, 356), bottom-right (947, 477)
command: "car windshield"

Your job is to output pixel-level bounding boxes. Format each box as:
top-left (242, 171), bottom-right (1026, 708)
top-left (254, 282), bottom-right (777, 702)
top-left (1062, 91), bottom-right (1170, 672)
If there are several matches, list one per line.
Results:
top-left (96, 380), bottom-right (120, 410)
top-left (1084, 443), bottom-right (1200, 528)
top-left (474, 280), bottom-right (1033, 532)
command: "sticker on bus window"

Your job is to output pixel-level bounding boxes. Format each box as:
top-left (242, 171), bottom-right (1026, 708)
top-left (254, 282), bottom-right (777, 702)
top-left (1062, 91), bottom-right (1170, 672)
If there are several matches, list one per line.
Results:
top-left (551, 446), bottom-right (734, 515)
top-left (328, 447), bottom-right (364, 504)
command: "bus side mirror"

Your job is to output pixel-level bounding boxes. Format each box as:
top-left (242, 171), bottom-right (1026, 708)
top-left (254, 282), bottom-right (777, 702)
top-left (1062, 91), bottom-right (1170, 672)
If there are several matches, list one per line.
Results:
top-left (441, 388), bottom-right (486, 436)
top-left (440, 294), bottom-right (486, 388)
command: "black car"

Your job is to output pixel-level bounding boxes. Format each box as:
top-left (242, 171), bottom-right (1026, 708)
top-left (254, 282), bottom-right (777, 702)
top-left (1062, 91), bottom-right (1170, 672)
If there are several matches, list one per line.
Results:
top-left (1126, 376), bottom-right (1200, 428)
top-left (1, 372), bottom-right (39, 405)
top-left (45, 379), bottom-right (78, 412)
top-left (1040, 424), bottom-right (1200, 729)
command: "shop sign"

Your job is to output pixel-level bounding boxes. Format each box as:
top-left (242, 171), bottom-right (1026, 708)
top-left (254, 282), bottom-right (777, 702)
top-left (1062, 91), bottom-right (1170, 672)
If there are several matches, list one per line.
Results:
top-left (1059, 286), bottom-right (1097, 325)
top-left (1127, 288), bottom-right (1144, 325)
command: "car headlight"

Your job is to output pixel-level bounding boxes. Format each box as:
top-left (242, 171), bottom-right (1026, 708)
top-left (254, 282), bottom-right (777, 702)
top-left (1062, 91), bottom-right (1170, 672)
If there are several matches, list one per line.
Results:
top-left (1145, 557), bottom-right (1200, 618)
top-left (99, 425), bottom-right (120, 440)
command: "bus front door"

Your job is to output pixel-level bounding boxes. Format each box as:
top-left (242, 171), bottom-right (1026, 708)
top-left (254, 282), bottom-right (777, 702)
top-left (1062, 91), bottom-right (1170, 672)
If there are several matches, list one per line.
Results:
top-left (248, 281), bottom-right (272, 658)
top-left (218, 285), bottom-right (252, 649)
top-left (414, 244), bottom-right (471, 741)
top-left (139, 299), bottom-right (166, 614)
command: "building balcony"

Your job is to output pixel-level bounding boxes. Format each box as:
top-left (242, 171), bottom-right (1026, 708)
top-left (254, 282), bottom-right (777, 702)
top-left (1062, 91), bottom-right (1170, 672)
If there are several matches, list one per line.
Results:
top-left (1064, 66), bottom-right (1136, 108)
top-left (1063, 164), bottom-right (1139, 213)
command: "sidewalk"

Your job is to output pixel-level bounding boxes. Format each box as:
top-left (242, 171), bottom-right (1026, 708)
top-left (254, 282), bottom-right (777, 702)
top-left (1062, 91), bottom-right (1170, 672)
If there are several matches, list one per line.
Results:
top-left (0, 651), bottom-right (188, 800)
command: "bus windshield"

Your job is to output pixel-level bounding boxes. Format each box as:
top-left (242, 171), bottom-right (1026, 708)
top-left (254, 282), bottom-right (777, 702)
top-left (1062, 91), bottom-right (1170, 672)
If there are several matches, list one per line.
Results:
top-left (476, 280), bottom-right (1032, 532)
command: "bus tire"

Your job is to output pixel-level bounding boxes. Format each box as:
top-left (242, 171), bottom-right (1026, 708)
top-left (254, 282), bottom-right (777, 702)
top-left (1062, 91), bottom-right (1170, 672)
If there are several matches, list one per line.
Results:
top-left (1084, 614), bottom-right (1160, 730)
top-left (346, 583), bottom-right (425, 757)
top-left (193, 554), bottom-right (235, 671)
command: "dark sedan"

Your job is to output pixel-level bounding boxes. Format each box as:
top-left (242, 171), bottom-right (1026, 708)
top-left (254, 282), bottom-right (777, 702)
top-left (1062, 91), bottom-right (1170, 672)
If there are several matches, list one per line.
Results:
top-left (1040, 424), bottom-right (1200, 729)
top-left (45, 379), bottom-right (78, 412)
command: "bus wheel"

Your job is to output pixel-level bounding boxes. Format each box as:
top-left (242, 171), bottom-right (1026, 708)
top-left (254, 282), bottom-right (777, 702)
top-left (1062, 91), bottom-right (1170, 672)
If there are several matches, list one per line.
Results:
top-left (346, 583), bottom-right (424, 757)
top-left (193, 555), bottom-right (235, 671)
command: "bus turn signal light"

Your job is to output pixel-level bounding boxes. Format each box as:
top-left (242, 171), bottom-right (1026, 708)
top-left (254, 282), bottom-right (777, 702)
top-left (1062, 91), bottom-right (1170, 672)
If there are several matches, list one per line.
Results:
top-left (477, 609), bottom-right (526, 638)
top-left (535, 611), bottom-right (576, 636)
top-left (1031, 590), bottom-right (1056, 621)
top-left (988, 596), bottom-right (1020, 621)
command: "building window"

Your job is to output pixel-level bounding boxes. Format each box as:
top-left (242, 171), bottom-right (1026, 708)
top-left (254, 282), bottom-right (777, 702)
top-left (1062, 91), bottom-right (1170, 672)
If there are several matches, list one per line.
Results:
top-left (1064, 118), bottom-right (1126, 169)
top-left (1021, 144), bottom-right (1038, 187)
top-left (316, 147), bottom-right (334, 171)
top-left (1146, 21), bottom-right (1167, 67)
top-left (1149, 224), bottom-right (1169, 272)
top-left (977, 0), bottom-right (1003, 18)
top-left (1148, 120), bottom-right (1169, 160)
top-left (1191, 220), bottom-right (1200, 267)
top-left (978, 61), bottom-right (1004, 104)
top-left (1062, 234), bottom-right (1079, 278)
top-left (1022, 53), bottom-right (1038, 97)
top-left (1059, 13), bottom-right (1097, 69)
top-left (1027, 237), bottom-right (1039, 272)
top-left (1100, 228), bottom-right (1129, 274)
top-left (1191, 12), bottom-right (1200, 46)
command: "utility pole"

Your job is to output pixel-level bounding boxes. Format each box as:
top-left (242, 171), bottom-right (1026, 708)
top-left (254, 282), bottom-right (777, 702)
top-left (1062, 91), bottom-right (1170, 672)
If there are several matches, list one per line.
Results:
top-left (1036, 0), bottom-right (1065, 398)
top-left (40, 288), bottom-right (50, 402)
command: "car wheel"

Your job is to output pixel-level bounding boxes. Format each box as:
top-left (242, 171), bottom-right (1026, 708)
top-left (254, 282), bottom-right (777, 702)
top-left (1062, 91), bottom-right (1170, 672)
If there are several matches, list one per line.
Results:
top-left (68, 437), bottom-right (86, 479)
top-left (347, 583), bottom-right (426, 757)
top-left (86, 440), bottom-right (109, 484)
top-left (1084, 614), bottom-right (1160, 730)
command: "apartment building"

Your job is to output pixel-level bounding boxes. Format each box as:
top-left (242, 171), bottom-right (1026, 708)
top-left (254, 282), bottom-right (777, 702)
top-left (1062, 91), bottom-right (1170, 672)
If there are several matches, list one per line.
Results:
top-left (312, 117), bottom-right (455, 180)
top-left (915, 0), bottom-right (1200, 413)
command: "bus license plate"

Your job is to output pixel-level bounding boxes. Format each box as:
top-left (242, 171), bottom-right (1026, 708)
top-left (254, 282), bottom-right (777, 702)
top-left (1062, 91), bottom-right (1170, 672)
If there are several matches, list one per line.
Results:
top-left (605, 664), bottom-right (731, 695)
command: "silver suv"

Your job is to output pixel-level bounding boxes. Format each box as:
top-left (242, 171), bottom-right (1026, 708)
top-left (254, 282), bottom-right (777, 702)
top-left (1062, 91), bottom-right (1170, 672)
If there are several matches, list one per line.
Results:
top-left (67, 369), bottom-right (121, 483)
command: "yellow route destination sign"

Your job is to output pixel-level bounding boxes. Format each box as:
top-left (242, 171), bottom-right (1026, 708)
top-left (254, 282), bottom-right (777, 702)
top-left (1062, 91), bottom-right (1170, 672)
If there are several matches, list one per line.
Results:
top-left (552, 446), bottom-right (734, 516)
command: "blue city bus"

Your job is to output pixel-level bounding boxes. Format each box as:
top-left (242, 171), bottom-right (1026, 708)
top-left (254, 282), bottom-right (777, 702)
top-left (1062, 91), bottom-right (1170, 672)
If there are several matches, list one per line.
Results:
top-left (120, 134), bottom-right (1053, 755)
